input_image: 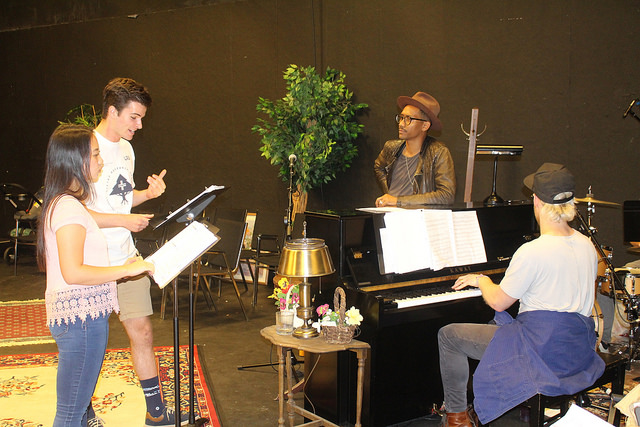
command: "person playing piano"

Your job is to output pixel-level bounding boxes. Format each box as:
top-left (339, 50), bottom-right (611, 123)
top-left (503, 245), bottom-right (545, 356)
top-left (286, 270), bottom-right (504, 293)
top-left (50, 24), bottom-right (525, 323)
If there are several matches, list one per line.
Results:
top-left (374, 91), bottom-right (456, 207)
top-left (437, 163), bottom-right (605, 427)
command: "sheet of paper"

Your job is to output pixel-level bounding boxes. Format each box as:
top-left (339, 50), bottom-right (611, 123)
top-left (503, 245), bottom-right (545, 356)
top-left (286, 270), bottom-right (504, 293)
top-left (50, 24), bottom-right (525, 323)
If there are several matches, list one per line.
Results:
top-left (422, 209), bottom-right (456, 271)
top-left (382, 210), bottom-right (432, 274)
top-left (376, 208), bottom-right (486, 274)
top-left (452, 210), bottom-right (487, 265)
top-left (552, 403), bottom-right (612, 426)
top-left (146, 220), bottom-right (219, 289)
top-left (356, 206), bottom-right (405, 213)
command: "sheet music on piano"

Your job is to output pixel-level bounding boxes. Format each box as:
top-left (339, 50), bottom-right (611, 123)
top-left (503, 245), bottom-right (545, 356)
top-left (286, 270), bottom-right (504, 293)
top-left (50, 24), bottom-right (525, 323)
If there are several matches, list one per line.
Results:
top-left (378, 209), bottom-right (487, 274)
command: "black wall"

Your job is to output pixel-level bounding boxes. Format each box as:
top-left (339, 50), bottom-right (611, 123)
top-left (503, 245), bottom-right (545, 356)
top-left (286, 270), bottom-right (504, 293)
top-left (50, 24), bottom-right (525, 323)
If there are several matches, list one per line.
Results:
top-left (1, 0), bottom-right (639, 264)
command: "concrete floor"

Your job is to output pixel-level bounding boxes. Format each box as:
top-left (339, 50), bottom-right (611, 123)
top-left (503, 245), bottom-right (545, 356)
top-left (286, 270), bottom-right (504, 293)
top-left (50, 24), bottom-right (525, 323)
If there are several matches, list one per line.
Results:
top-left (0, 248), bottom-right (633, 426)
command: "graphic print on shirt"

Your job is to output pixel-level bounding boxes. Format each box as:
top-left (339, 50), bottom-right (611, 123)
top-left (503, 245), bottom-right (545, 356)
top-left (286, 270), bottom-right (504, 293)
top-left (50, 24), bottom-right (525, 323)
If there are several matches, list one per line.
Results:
top-left (100, 166), bottom-right (134, 212)
top-left (110, 174), bottom-right (134, 204)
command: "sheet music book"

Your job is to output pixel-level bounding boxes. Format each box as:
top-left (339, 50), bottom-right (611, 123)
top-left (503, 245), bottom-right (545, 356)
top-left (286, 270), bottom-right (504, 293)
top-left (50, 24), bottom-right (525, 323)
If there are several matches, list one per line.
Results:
top-left (153, 185), bottom-right (227, 230)
top-left (145, 220), bottom-right (220, 289)
top-left (379, 209), bottom-right (486, 274)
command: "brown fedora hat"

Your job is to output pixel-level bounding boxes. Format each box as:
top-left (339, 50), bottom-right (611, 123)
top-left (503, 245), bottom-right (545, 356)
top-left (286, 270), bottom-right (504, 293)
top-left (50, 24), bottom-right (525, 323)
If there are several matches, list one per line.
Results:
top-left (397, 91), bottom-right (442, 132)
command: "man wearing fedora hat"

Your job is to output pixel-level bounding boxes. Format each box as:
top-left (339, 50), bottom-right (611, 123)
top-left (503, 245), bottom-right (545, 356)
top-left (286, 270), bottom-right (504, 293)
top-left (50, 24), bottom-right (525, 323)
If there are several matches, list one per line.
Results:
top-left (436, 163), bottom-right (604, 426)
top-left (374, 91), bottom-right (455, 207)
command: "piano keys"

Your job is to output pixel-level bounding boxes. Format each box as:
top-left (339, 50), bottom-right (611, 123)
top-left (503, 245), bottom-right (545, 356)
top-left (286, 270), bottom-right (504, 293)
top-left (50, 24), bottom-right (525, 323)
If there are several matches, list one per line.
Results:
top-left (394, 285), bottom-right (482, 309)
top-left (303, 203), bottom-right (536, 427)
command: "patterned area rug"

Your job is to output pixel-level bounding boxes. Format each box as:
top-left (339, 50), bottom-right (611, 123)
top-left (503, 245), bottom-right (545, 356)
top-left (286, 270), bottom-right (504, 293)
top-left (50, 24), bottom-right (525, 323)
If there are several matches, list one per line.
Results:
top-left (0, 345), bottom-right (220, 426)
top-left (0, 299), bottom-right (53, 347)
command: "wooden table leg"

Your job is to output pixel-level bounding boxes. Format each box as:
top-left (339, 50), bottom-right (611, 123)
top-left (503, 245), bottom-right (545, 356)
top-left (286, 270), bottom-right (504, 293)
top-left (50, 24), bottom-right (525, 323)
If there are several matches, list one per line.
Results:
top-left (286, 348), bottom-right (295, 426)
top-left (355, 348), bottom-right (367, 427)
top-left (277, 345), bottom-right (286, 427)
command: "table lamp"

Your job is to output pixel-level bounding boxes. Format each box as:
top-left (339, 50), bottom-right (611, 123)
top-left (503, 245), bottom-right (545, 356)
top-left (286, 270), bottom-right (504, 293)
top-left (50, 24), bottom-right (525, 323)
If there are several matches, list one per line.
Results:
top-left (476, 144), bottom-right (523, 206)
top-left (277, 236), bottom-right (335, 338)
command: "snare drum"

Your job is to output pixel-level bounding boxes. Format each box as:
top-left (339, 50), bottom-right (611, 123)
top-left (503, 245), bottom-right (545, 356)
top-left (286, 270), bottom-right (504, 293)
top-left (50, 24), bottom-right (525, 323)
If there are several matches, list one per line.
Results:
top-left (613, 267), bottom-right (640, 296)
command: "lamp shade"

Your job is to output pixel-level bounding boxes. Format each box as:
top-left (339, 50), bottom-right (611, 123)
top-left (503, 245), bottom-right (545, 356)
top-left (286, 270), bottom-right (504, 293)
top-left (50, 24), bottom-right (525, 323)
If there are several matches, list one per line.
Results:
top-left (277, 238), bottom-right (335, 278)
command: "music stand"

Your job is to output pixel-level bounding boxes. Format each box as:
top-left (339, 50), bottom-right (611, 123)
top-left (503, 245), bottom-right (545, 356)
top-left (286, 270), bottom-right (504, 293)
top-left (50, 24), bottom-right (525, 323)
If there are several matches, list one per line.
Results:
top-left (153, 185), bottom-right (227, 426)
top-left (476, 145), bottom-right (523, 206)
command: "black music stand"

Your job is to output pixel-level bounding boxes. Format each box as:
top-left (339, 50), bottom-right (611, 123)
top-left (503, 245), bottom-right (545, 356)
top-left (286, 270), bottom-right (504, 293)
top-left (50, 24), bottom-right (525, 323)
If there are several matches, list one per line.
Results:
top-left (153, 185), bottom-right (227, 427)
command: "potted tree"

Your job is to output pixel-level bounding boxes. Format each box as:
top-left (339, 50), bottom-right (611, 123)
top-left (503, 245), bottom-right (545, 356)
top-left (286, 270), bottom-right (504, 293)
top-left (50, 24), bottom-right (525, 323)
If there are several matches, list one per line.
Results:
top-left (252, 64), bottom-right (367, 216)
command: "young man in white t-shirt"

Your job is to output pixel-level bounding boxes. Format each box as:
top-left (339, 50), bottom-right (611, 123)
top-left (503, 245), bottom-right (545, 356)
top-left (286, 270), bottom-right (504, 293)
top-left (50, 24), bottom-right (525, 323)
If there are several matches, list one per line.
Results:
top-left (87, 78), bottom-right (186, 427)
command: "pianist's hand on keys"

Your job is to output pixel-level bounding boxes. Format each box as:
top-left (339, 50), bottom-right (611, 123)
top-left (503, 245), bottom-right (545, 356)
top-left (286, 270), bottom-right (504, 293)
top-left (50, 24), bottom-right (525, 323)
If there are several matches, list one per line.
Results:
top-left (453, 273), bottom-right (487, 291)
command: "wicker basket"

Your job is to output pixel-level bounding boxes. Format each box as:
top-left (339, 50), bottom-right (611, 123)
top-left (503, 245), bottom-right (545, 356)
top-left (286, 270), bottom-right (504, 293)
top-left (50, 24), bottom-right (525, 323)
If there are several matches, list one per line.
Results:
top-left (321, 287), bottom-right (358, 344)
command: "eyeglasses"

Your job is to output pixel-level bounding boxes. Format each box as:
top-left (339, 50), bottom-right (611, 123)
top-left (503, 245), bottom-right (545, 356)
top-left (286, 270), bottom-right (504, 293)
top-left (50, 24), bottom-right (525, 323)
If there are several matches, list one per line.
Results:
top-left (395, 114), bottom-right (428, 126)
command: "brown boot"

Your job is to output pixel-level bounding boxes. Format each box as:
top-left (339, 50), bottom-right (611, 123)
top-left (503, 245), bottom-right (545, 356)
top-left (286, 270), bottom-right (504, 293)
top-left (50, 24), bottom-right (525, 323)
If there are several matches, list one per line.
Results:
top-left (441, 411), bottom-right (473, 427)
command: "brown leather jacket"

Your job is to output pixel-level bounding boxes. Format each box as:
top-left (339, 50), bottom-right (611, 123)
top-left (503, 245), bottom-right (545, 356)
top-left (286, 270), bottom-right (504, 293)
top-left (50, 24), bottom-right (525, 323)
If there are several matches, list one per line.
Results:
top-left (374, 136), bottom-right (456, 206)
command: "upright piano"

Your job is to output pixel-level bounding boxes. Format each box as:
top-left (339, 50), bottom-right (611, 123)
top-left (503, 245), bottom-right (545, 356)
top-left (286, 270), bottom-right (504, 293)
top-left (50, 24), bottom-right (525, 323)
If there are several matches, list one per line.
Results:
top-left (303, 203), bottom-right (537, 427)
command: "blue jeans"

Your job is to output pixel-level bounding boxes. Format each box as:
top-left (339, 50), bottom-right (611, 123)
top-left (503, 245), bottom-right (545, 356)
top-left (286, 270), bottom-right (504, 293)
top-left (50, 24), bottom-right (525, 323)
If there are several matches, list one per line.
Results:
top-left (437, 322), bottom-right (498, 413)
top-left (49, 314), bottom-right (110, 427)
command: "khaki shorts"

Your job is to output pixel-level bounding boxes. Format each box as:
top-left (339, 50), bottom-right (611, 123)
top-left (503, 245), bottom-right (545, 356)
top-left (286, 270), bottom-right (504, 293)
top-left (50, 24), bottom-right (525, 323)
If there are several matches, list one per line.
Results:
top-left (117, 275), bottom-right (153, 321)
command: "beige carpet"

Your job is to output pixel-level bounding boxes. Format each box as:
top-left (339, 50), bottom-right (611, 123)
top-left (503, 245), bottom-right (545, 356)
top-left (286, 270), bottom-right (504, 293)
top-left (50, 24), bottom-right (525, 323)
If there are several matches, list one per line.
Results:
top-left (0, 345), bottom-right (219, 426)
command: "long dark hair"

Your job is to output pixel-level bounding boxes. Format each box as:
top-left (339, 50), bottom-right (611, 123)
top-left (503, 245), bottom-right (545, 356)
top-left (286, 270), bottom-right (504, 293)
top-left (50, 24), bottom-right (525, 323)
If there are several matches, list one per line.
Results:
top-left (36, 124), bottom-right (95, 270)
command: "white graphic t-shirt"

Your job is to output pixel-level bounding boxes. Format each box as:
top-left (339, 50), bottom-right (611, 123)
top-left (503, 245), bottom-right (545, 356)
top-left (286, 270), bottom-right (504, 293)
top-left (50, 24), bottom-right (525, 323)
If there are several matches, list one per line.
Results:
top-left (88, 130), bottom-right (137, 266)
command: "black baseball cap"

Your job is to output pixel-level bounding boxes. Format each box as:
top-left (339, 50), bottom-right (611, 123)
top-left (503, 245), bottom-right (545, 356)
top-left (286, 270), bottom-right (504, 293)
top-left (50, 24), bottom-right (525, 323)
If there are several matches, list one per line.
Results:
top-left (523, 163), bottom-right (575, 204)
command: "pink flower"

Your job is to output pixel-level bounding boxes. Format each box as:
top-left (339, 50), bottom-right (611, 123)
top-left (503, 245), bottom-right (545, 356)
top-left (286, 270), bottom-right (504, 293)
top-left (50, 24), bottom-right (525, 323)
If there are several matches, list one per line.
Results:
top-left (316, 304), bottom-right (330, 317)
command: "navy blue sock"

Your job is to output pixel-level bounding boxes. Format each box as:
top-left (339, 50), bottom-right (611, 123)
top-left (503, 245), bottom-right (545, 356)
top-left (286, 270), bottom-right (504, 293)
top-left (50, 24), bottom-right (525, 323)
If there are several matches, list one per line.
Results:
top-left (86, 401), bottom-right (96, 419)
top-left (140, 376), bottom-right (165, 417)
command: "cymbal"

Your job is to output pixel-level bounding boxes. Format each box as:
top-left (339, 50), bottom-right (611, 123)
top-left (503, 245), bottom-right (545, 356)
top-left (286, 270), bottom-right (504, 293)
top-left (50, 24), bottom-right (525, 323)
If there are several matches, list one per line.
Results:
top-left (575, 196), bottom-right (620, 206)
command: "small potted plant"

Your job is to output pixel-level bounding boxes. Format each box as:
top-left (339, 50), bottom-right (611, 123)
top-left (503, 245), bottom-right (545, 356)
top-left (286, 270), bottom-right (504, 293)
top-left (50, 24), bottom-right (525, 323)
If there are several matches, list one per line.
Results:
top-left (59, 103), bottom-right (101, 128)
top-left (253, 64), bottom-right (368, 216)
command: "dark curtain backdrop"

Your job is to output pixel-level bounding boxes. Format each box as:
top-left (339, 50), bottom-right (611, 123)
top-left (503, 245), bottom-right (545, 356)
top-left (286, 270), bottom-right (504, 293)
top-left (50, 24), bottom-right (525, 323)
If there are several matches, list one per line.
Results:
top-left (0, 0), bottom-right (639, 264)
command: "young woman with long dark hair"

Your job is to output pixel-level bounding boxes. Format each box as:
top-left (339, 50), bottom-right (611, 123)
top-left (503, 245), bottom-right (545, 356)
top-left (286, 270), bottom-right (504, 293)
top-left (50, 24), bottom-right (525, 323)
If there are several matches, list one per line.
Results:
top-left (37, 123), bottom-right (154, 426)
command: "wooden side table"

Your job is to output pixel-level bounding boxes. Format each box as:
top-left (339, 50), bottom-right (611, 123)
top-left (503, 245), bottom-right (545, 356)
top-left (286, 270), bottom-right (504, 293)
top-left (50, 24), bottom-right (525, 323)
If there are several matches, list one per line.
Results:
top-left (261, 325), bottom-right (370, 427)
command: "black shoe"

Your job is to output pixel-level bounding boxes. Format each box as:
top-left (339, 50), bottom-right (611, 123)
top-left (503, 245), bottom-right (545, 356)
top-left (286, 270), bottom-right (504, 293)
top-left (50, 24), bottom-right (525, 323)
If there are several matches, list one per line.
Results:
top-left (144, 407), bottom-right (190, 427)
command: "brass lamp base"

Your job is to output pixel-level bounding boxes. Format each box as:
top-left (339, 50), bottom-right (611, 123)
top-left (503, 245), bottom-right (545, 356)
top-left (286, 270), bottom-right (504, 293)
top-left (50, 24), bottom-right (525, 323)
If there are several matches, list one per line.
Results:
top-left (293, 325), bottom-right (319, 339)
top-left (294, 301), bottom-right (318, 339)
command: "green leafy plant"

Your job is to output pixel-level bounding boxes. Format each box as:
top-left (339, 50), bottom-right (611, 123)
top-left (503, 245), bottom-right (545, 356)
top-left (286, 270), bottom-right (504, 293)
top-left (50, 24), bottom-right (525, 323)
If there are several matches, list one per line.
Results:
top-left (59, 103), bottom-right (101, 128)
top-left (252, 64), bottom-right (368, 195)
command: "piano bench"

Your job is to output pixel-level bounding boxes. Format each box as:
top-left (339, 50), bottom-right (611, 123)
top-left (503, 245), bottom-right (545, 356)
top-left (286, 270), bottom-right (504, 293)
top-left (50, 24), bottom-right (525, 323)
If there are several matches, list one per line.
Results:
top-left (521, 352), bottom-right (627, 427)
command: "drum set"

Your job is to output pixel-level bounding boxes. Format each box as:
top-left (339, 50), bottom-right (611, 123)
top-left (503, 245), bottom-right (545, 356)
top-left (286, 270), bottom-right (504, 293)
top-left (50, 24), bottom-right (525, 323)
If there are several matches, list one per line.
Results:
top-left (577, 188), bottom-right (640, 362)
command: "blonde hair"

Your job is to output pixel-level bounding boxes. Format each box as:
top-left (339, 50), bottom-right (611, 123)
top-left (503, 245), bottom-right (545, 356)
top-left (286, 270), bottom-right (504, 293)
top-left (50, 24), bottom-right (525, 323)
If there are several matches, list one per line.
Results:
top-left (539, 198), bottom-right (576, 223)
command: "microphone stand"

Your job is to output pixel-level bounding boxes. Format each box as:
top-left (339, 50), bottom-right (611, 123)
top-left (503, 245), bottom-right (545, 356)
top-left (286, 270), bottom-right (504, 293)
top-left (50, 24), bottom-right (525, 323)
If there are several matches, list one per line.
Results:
top-left (285, 160), bottom-right (295, 241)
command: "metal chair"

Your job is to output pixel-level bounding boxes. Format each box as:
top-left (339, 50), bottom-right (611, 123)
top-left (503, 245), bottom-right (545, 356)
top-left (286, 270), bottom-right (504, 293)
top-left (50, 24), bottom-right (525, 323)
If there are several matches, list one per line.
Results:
top-left (236, 211), bottom-right (282, 306)
top-left (252, 232), bottom-right (282, 306)
top-left (192, 208), bottom-right (250, 321)
top-left (1, 183), bottom-right (42, 275)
